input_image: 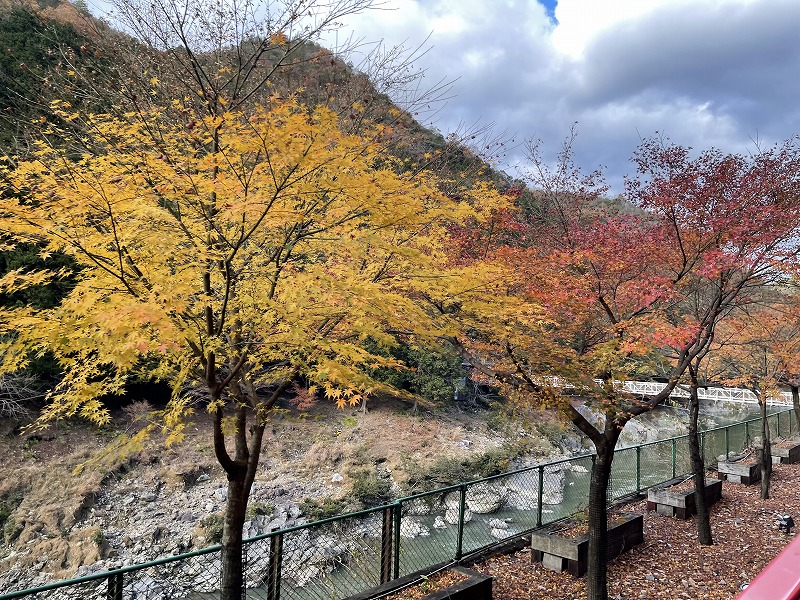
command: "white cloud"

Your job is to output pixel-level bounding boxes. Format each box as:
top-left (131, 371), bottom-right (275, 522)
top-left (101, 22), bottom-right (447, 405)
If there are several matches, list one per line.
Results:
top-left (85, 0), bottom-right (800, 193)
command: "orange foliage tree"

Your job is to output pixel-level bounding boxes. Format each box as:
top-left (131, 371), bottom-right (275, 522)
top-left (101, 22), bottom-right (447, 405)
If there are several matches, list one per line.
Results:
top-left (630, 137), bottom-right (800, 522)
top-left (451, 132), bottom-right (800, 600)
top-left (709, 299), bottom-right (800, 499)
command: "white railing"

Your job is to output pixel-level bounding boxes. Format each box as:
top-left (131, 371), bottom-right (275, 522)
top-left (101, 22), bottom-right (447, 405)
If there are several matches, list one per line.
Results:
top-left (538, 376), bottom-right (793, 406)
top-left (620, 380), bottom-right (793, 406)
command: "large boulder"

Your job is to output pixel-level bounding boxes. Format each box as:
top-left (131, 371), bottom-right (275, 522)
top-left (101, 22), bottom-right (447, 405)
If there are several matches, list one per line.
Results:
top-left (466, 484), bottom-right (506, 514)
top-left (505, 472), bottom-right (538, 510)
top-left (541, 466), bottom-right (565, 505)
top-left (399, 518), bottom-right (430, 538)
top-left (444, 507), bottom-right (473, 525)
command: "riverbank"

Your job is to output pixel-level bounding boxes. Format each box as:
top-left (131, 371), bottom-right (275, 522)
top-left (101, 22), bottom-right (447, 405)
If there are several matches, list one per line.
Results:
top-left (474, 461), bottom-right (800, 599)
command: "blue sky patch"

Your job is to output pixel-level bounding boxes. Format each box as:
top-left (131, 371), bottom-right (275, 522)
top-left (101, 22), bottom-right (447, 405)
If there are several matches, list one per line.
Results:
top-left (538, 0), bottom-right (558, 24)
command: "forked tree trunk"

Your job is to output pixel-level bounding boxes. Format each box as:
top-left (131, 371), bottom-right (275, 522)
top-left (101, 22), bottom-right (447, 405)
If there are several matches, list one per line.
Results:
top-left (688, 368), bottom-right (712, 545)
top-left (213, 403), bottom-right (270, 600)
top-left (759, 396), bottom-right (772, 500)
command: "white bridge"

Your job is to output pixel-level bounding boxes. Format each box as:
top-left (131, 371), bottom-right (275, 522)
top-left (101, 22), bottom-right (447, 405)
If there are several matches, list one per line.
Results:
top-left (543, 377), bottom-right (794, 406)
top-left (620, 380), bottom-right (792, 406)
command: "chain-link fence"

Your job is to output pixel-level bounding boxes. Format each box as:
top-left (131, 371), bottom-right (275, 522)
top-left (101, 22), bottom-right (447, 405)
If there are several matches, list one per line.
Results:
top-left (1, 408), bottom-right (793, 600)
top-left (0, 546), bottom-right (223, 600)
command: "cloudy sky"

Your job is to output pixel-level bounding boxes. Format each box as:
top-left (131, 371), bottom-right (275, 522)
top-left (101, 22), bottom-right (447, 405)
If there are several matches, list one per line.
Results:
top-left (319, 0), bottom-right (800, 194)
top-left (87, 0), bottom-right (800, 194)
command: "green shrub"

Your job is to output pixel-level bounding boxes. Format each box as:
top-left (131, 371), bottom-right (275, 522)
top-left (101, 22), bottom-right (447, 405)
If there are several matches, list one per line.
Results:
top-left (364, 339), bottom-right (465, 405)
top-left (91, 528), bottom-right (106, 548)
top-left (2, 517), bottom-right (21, 545)
top-left (535, 420), bottom-right (565, 444)
top-left (0, 491), bottom-right (24, 545)
top-left (246, 502), bottom-right (274, 519)
top-left (350, 470), bottom-right (392, 507)
top-left (200, 513), bottom-right (225, 545)
top-left (299, 497), bottom-right (347, 521)
top-left (405, 448), bottom-right (513, 494)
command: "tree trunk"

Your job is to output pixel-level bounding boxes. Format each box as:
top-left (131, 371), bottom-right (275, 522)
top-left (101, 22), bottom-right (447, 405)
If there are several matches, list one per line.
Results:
top-left (221, 472), bottom-right (248, 600)
top-left (759, 396), bottom-right (772, 500)
top-left (213, 401), bottom-right (269, 600)
top-left (688, 368), bottom-right (712, 545)
top-left (792, 384), bottom-right (800, 434)
top-left (586, 436), bottom-right (617, 600)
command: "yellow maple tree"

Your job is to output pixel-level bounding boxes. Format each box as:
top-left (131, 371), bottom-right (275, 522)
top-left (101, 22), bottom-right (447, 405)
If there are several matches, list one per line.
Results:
top-left (0, 98), bottom-right (505, 595)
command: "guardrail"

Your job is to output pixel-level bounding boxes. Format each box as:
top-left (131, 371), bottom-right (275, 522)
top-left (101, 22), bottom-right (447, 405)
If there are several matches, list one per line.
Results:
top-left (736, 533), bottom-right (800, 600)
top-left (1, 408), bottom-right (794, 600)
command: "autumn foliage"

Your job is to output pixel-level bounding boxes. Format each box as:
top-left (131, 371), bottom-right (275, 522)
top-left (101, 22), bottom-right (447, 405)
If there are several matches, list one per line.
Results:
top-left (0, 93), bottom-right (509, 596)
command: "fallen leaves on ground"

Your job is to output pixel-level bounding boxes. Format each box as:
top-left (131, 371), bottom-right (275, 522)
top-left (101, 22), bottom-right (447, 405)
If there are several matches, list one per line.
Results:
top-left (472, 462), bottom-right (800, 600)
top-left (384, 569), bottom-right (469, 600)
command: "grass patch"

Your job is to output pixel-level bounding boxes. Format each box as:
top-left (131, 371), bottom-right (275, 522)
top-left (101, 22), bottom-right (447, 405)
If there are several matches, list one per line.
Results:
top-left (299, 497), bottom-right (348, 521)
top-left (199, 513), bottom-right (225, 545)
top-left (405, 447), bottom-right (514, 494)
top-left (349, 469), bottom-right (392, 507)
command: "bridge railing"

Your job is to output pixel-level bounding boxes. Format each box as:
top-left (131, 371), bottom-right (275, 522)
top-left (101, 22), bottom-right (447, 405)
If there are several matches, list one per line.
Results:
top-left (1, 409), bottom-right (794, 600)
top-left (540, 377), bottom-right (794, 405)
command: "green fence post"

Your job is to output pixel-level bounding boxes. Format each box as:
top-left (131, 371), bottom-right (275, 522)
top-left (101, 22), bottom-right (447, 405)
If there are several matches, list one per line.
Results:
top-left (266, 533), bottom-right (283, 600)
top-left (636, 446), bottom-right (641, 492)
top-left (725, 426), bottom-right (730, 458)
top-left (393, 502), bottom-right (402, 580)
top-left (380, 506), bottom-right (394, 584)
top-left (536, 466), bottom-right (544, 528)
top-left (455, 484), bottom-right (467, 560)
top-left (671, 438), bottom-right (677, 478)
top-left (778, 411), bottom-right (781, 437)
top-left (745, 421), bottom-right (750, 445)
top-left (107, 572), bottom-right (123, 600)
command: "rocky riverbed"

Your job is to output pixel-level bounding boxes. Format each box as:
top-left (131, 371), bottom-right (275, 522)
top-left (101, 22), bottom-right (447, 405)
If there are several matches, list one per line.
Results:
top-left (0, 398), bottom-right (588, 593)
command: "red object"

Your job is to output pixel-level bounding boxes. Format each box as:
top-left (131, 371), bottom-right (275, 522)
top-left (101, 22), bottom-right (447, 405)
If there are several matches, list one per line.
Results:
top-left (737, 535), bottom-right (800, 599)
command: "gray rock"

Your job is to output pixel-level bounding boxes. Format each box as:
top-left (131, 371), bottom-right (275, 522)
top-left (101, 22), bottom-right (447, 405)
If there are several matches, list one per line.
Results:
top-left (490, 527), bottom-right (512, 539)
top-left (268, 513), bottom-right (288, 532)
top-left (443, 491), bottom-right (461, 509)
top-left (444, 507), bottom-right (472, 525)
top-left (541, 467), bottom-right (565, 505)
top-left (127, 575), bottom-right (169, 599)
top-left (466, 484), bottom-right (505, 513)
top-left (291, 564), bottom-right (320, 587)
top-left (399, 518), bottom-right (430, 538)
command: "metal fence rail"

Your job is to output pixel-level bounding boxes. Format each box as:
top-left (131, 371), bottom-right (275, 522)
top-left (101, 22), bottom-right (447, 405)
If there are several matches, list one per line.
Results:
top-left (1, 409), bottom-right (794, 600)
